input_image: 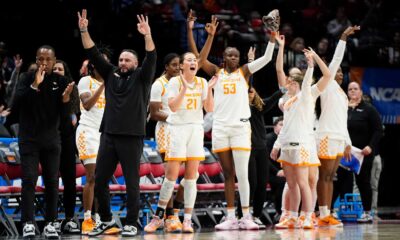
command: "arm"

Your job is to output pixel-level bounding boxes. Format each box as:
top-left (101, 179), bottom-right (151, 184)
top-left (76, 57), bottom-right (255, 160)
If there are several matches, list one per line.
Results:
top-left (198, 15), bottom-right (220, 76)
top-left (78, 10), bottom-right (114, 80)
top-left (203, 76), bottom-right (218, 112)
top-left (275, 34), bottom-right (287, 88)
top-left (329, 26), bottom-right (360, 80)
top-left (80, 84), bottom-right (105, 111)
top-left (261, 90), bottom-right (284, 114)
top-left (168, 79), bottom-right (187, 113)
top-left (243, 35), bottom-right (276, 78)
top-left (187, 9), bottom-right (200, 57)
top-left (137, 15), bottom-right (157, 84)
top-left (149, 102), bottom-right (168, 121)
top-left (366, 104), bottom-right (383, 155)
top-left (303, 48), bottom-right (331, 92)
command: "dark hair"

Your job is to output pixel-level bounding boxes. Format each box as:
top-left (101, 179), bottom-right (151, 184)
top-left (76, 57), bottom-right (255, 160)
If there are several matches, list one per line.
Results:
top-left (37, 45), bottom-right (55, 55)
top-left (179, 52), bottom-right (196, 64)
top-left (273, 116), bottom-right (283, 126)
top-left (55, 60), bottom-right (73, 83)
top-left (121, 49), bottom-right (138, 59)
top-left (163, 53), bottom-right (179, 67)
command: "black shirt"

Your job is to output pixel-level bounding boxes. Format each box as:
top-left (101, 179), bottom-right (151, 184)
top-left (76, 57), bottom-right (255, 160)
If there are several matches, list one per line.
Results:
top-left (250, 90), bottom-right (283, 149)
top-left (266, 131), bottom-right (281, 176)
top-left (14, 71), bottom-right (69, 142)
top-left (347, 100), bottom-right (383, 154)
top-left (86, 46), bottom-right (157, 136)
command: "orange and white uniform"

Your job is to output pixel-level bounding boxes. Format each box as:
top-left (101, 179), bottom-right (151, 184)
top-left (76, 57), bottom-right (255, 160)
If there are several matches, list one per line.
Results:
top-left (76, 76), bottom-right (105, 165)
top-left (150, 75), bottom-right (170, 153)
top-left (212, 68), bottom-right (251, 153)
top-left (274, 67), bottom-right (321, 167)
top-left (165, 76), bottom-right (208, 161)
top-left (316, 40), bottom-right (352, 159)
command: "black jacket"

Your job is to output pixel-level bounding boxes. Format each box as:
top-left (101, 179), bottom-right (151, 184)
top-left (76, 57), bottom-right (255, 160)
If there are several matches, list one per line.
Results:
top-left (250, 90), bottom-right (283, 149)
top-left (14, 71), bottom-right (70, 142)
top-left (347, 100), bottom-right (383, 155)
top-left (86, 46), bottom-right (157, 136)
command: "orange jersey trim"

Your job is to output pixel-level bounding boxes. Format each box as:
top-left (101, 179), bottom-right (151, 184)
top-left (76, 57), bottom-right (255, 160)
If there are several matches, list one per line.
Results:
top-left (277, 159), bottom-right (321, 167)
top-left (213, 147), bottom-right (231, 153)
top-left (231, 147), bottom-right (251, 151)
top-left (80, 154), bottom-right (97, 160)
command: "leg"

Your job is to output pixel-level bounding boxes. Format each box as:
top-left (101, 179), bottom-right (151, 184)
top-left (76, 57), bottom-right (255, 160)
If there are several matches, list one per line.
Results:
top-left (355, 155), bottom-right (373, 212)
top-left (183, 160), bottom-right (200, 215)
top-left (40, 142), bottom-right (62, 223)
top-left (253, 149), bottom-right (269, 218)
top-left (232, 150), bottom-right (251, 213)
top-left (116, 136), bottom-right (143, 226)
top-left (248, 150), bottom-right (257, 208)
top-left (20, 143), bottom-right (40, 224)
top-left (218, 151), bottom-right (236, 209)
top-left (370, 155), bottom-right (382, 213)
top-left (83, 163), bottom-right (96, 214)
top-left (59, 134), bottom-right (77, 220)
top-left (95, 133), bottom-right (119, 222)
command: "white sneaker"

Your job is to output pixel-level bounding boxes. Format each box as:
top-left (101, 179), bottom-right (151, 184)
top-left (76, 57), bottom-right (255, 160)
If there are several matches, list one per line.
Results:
top-left (122, 225), bottom-right (137, 237)
top-left (215, 216), bottom-right (239, 230)
top-left (43, 222), bottom-right (59, 239)
top-left (357, 213), bottom-right (373, 223)
top-left (63, 219), bottom-right (80, 234)
top-left (239, 215), bottom-right (259, 230)
top-left (253, 217), bottom-right (266, 229)
top-left (23, 223), bottom-right (35, 238)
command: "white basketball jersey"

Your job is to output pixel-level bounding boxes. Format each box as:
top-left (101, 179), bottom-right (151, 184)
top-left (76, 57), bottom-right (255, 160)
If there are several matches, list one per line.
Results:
top-left (150, 75), bottom-right (170, 115)
top-left (78, 76), bottom-right (105, 129)
top-left (213, 68), bottom-right (250, 126)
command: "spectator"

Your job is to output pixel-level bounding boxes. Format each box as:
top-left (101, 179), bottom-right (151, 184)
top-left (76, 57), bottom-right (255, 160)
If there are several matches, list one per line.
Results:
top-left (327, 7), bottom-right (352, 39)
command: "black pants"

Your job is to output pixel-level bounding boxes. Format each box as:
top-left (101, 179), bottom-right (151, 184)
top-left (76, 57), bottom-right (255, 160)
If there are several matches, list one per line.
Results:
top-left (269, 175), bottom-right (286, 215)
top-left (60, 133), bottom-right (76, 219)
top-left (95, 133), bottom-right (142, 225)
top-left (248, 148), bottom-right (269, 217)
top-left (20, 140), bottom-right (61, 223)
top-left (333, 155), bottom-right (373, 211)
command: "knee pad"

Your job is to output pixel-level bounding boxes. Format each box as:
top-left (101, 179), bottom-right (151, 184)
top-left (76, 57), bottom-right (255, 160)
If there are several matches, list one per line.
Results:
top-left (183, 179), bottom-right (197, 209)
top-left (159, 178), bottom-right (176, 202)
top-left (180, 171), bottom-right (199, 187)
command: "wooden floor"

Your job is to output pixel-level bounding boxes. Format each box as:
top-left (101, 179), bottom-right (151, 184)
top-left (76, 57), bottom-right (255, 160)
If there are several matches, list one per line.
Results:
top-left (2, 223), bottom-right (400, 239)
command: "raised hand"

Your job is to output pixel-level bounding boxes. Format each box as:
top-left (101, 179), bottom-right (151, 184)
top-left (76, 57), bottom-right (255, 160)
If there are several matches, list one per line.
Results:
top-left (275, 34), bottom-right (285, 46)
top-left (33, 64), bottom-right (46, 88)
top-left (137, 14), bottom-right (151, 36)
top-left (208, 75), bottom-right (219, 89)
top-left (204, 15), bottom-right (219, 36)
top-left (303, 47), bottom-right (315, 68)
top-left (343, 25), bottom-right (361, 37)
top-left (62, 82), bottom-right (75, 103)
top-left (179, 70), bottom-right (189, 89)
top-left (247, 46), bottom-right (256, 62)
top-left (187, 9), bottom-right (197, 30)
top-left (77, 9), bottom-right (89, 30)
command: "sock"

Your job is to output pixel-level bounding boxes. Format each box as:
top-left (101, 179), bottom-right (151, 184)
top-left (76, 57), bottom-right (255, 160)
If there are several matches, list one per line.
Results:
top-left (155, 207), bottom-right (166, 219)
top-left (184, 213), bottom-right (192, 221)
top-left (166, 208), bottom-right (174, 218)
top-left (227, 208), bottom-right (235, 219)
top-left (242, 207), bottom-right (250, 217)
top-left (84, 210), bottom-right (91, 220)
top-left (300, 211), bottom-right (305, 217)
top-left (319, 206), bottom-right (329, 218)
top-left (289, 211), bottom-right (298, 219)
top-left (173, 209), bottom-right (180, 217)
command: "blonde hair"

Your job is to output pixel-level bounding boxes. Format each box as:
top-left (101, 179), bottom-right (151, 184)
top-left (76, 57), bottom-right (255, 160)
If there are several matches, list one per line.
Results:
top-left (250, 89), bottom-right (265, 112)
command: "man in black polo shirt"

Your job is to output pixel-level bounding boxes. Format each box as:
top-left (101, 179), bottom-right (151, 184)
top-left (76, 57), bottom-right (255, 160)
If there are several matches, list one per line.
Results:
top-left (14, 45), bottom-right (74, 239)
top-left (78, 10), bottom-right (156, 236)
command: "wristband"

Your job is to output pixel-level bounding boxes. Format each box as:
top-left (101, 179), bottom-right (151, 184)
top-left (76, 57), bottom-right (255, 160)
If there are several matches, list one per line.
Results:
top-left (80, 28), bottom-right (88, 33)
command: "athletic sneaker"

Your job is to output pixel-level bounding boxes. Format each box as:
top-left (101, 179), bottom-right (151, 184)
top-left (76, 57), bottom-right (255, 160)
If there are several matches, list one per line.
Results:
top-left (165, 215), bottom-right (182, 233)
top-left (318, 215), bottom-right (344, 227)
top-left (301, 217), bottom-right (314, 230)
top-left (43, 222), bottom-right (59, 239)
top-left (63, 219), bottom-right (80, 234)
top-left (253, 217), bottom-right (266, 229)
top-left (262, 9), bottom-right (280, 32)
top-left (81, 218), bottom-right (95, 235)
top-left (52, 221), bottom-right (61, 233)
top-left (275, 218), bottom-right (298, 229)
top-left (357, 213), bottom-right (373, 223)
top-left (88, 219), bottom-right (117, 236)
top-left (144, 216), bottom-right (164, 233)
top-left (22, 223), bottom-right (35, 238)
top-left (279, 211), bottom-right (290, 223)
top-left (182, 219), bottom-right (194, 233)
top-left (239, 215), bottom-right (259, 230)
top-left (121, 225), bottom-right (137, 237)
top-left (215, 216), bottom-right (239, 230)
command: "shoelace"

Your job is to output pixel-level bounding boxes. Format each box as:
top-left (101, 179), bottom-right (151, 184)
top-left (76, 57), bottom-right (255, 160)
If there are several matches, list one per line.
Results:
top-left (46, 224), bottom-right (57, 233)
top-left (67, 221), bottom-right (78, 228)
top-left (24, 225), bottom-right (34, 232)
top-left (124, 225), bottom-right (135, 231)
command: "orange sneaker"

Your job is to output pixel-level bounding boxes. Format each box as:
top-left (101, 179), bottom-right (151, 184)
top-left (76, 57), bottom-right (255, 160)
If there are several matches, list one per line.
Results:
top-left (165, 215), bottom-right (182, 233)
top-left (81, 219), bottom-right (95, 235)
top-left (144, 216), bottom-right (164, 233)
top-left (318, 215), bottom-right (343, 227)
top-left (275, 217), bottom-right (298, 229)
